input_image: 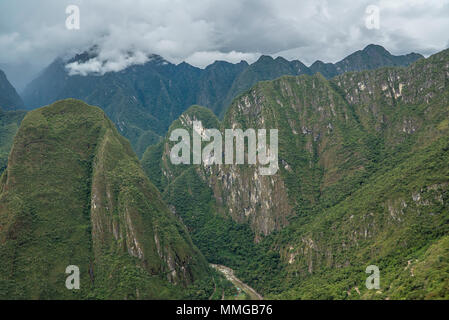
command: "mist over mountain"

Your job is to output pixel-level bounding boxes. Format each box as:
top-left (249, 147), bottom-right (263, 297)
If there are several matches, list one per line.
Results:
top-left (21, 45), bottom-right (423, 157)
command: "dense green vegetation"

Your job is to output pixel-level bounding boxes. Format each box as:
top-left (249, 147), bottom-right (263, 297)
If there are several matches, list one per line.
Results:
top-left (263, 135), bottom-right (449, 299)
top-left (185, 268), bottom-right (240, 300)
top-left (0, 99), bottom-right (213, 299)
top-left (0, 70), bottom-right (26, 173)
top-left (142, 48), bottom-right (449, 300)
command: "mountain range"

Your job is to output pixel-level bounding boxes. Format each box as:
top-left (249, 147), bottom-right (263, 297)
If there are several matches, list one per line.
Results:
top-left (21, 45), bottom-right (423, 157)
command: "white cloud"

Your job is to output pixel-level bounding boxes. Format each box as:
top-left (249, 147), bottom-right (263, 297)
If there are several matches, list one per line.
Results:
top-left (0, 0), bottom-right (448, 77)
top-left (185, 51), bottom-right (260, 68)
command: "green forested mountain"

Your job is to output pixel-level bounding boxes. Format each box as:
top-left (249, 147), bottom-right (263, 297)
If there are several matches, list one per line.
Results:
top-left (0, 99), bottom-right (212, 299)
top-left (142, 48), bottom-right (449, 299)
top-left (22, 45), bottom-right (421, 157)
top-left (0, 69), bottom-right (24, 111)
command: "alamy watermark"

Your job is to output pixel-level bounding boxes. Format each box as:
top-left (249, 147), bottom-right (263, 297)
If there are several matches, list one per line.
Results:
top-left (65, 265), bottom-right (80, 290)
top-left (365, 5), bottom-right (380, 30)
top-left (66, 5), bottom-right (80, 30)
top-left (169, 121), bottom-right (279, 175)
top-left (365, 265), bottom-right (380, 290)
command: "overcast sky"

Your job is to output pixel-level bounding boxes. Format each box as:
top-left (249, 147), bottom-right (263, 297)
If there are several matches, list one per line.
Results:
top-left (1, 0), bottom-right (449, 88)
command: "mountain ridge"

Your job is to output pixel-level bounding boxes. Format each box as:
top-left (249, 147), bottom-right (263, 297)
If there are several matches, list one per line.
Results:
top-left (21, 45), bottom-right (423, 157)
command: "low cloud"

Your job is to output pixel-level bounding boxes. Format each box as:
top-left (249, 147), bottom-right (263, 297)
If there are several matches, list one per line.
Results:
top-left (66, 50), bottom-right (150, 76)
top-left (185, 51), bottom-right (260, 68)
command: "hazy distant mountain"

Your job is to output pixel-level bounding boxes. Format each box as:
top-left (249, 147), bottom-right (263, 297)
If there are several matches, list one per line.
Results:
top-left (196, 60), bottom-right (249, 115)
top-left (0, 62), bottom-right (41, 93)
top-left (0, 69), bottom-right (24, 110)
top-left (218, 55), bottom-right (311, 117)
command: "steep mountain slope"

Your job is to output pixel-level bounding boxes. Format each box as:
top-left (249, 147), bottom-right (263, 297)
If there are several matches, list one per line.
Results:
top-left (0, 99), bottom-right (210, 299)
top-left (232, 49), bottom-right (449, 299)
top-left (0, 108), bottom-right (26, 174)
top-left (0, 69), bottom-right (24, 110)
top-left (142, 48), bottom-right (449, 299)
top-left (0, 62), bottom-right (40, 93)
top-left (271, 135), bottom-right (449, 299)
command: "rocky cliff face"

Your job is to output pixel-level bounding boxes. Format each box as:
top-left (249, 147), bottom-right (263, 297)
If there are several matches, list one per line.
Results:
top-left (0, 99), bottom-right (209, 299)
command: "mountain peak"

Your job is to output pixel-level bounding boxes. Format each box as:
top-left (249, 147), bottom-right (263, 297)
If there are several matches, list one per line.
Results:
top-left (275, 56), bottom-right (289, 63)
top-left (363, 44), bottom-right (390, 55)
top-left (256, 55), bottom-right (274, 63)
